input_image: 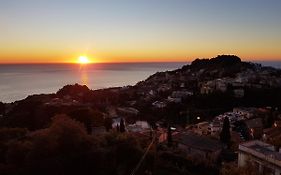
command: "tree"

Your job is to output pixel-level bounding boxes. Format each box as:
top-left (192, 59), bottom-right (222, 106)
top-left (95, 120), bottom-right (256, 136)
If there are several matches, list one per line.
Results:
top-left (167, 125), bottom-right (172, 147)
top-left (69, 108), bottom-right (104, 134)
top-left (27, 114), bottom-right (93, 160)
top-left (102, 132), bottom-right (143, 174)
top-left (220, 117), bottom-right (231, 145)
top-left (104, 118), bottom-right (112, 131)
top-left (119, 118), bottom-right (125, 133)
top-left (6, 140), bottom-right (32, 166)
top-left (116, 124), bottom-right (120, 132)
top-left (1, 115), bottom-right (147, 175)
top-left (0, 102), bottom-right (5, 115)
top-left (221, 162), bottom-right (260, 175)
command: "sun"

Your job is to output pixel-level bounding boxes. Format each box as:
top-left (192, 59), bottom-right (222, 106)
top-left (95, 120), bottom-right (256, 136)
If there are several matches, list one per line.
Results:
top-left (78, 56), bottom-right (90, 64)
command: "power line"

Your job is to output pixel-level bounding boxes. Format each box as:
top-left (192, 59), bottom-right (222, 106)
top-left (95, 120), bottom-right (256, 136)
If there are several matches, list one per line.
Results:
top-left (130, 132), bottom-right (156, 175)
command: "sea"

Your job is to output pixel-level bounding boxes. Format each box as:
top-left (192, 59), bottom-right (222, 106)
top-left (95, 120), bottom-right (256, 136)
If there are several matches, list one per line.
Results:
top-left (0, 62), bottom-right (185, 103)
top-left (0, 61), bottom-right (280, 103)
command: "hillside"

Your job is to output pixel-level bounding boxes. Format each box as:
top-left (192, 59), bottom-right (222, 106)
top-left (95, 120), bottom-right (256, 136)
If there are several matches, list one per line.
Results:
top-left (0, 55), bottom-right (281, 175)
top-left (1, 55), bottom-right (281, 129)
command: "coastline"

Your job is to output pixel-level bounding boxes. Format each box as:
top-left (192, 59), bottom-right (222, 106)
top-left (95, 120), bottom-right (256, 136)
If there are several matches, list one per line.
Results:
top-left (0, 62), bottom-right (185, 103)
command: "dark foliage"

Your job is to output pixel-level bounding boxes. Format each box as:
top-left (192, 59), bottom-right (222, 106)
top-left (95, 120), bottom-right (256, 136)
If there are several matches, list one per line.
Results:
top-left (167, 125), bottom-right (172, 147)
top-left (69, 108), bottom-right (104, 134)
top-left (104, 118), bottom-right (113, 131)
top-left (220, 117), bottom-right (231, 145)
top-left (0, 115), bottom-right (144, 175)
top-left (1, 99), bottom-right (50, 130)
top-left (57, 83), bottom-right (90, 98)
top-left (119, 118), bottom-right (125, 133)
top-left (0, 102), bottom-right (5, 115)
top-left (191, 55), bottom-right (241, 68)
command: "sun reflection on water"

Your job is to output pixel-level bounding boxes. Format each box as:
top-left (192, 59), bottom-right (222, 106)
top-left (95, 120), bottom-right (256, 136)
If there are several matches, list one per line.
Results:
top-left (79, 65), bottom-right (89, 86)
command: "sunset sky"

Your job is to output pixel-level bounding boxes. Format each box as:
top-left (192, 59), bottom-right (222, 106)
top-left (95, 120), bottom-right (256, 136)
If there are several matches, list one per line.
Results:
top-left (0, 0), bottom-right (281, 63)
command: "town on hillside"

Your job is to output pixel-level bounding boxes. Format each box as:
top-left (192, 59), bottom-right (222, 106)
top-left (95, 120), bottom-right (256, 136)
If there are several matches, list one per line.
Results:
top-left (1, 55), bottom-right (281, 175)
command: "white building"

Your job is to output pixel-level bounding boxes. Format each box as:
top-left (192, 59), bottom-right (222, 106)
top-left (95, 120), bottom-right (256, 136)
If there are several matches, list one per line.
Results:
top-left (152, 101), bottom-right (166, 108)
top-left (171, 90), bottom-right (193, 98)
top-left (238, 140), bottom-right (281, 175)
top-left (127, 121), bottom-right (151, 133)
top-left (167, 96), bottom-right (181, 103)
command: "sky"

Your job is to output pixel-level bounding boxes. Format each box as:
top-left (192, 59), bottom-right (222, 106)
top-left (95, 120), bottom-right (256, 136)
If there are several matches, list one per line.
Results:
top-left (0, 0), bottom-right (281, 63)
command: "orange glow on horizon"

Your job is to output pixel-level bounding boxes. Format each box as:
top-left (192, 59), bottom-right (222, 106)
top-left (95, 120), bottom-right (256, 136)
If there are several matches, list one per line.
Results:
top-left (0, 53), bottom-right (281, 64)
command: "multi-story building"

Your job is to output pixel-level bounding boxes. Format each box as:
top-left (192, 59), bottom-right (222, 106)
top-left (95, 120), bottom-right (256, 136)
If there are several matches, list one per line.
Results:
top-left (238, 140), bottom-right (281, 175)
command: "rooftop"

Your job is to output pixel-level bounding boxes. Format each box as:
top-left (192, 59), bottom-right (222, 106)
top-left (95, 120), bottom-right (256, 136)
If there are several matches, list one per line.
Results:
top-left (245, 118), bottom-right (263, 128)
top-left (239, 140), bottom-right (281, 166)
top-left (174, 132), bottom-right (222, 152)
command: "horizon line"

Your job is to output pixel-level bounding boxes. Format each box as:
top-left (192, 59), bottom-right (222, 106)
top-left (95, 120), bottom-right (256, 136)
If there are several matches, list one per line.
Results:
top-left (1, 59), bottom-right (281, 65)
top-left (0, 61), bottom-right (189, 65)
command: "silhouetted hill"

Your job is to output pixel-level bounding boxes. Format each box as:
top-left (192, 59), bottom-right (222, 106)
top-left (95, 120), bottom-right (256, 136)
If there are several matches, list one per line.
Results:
top-left (180, 55), bottom-right (253, 73)
top-left (191, 55), bottom-right (241, 67)
top-left (57, 83), bottom-right (90, 97)
top-left (140, 55), bottom-right (271, 86)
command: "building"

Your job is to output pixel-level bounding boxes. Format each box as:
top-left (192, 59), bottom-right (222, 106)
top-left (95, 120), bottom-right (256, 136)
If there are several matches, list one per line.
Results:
top-left (117, 107), bottom-right (139, 117)
top-left (167, 96), bottom-right (181, 103)
top-left (262, 121), bottom-right (281, 142)
top-left (193, 122), bottom-right (210, 135)
top-left (233, 88), bottom-right (245, 98)
top-left (244, 118), bottom-right (263, 139)
top-left (171, 90), bottom-right (193, 98)
top-left (263, 127), bottom-right (281, 142)
top-left (168, 90), bottom-right (193, 103)
top-left (174, 132), bottom-right (222, 164)
top-left (233, 107), bottom-right (256, 119)
top-left (208, 121), bottom-right (222, 136)
top-left (238, 140), bottom-right (281, 175)
top-left (152, 101), bottom-right (167, 108)
top-left (44, 97), bottom-right (80, 107)
top-left (200, 79), bottom-right (228, 94)
top-left (127, 121), bottom-right (151, 133)
top-left (215, 79), bottom-right (227, 92)
top-left (200, 80), bottom-right (215, 94)
top-left (157, 84), bottom-right (171, 93)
